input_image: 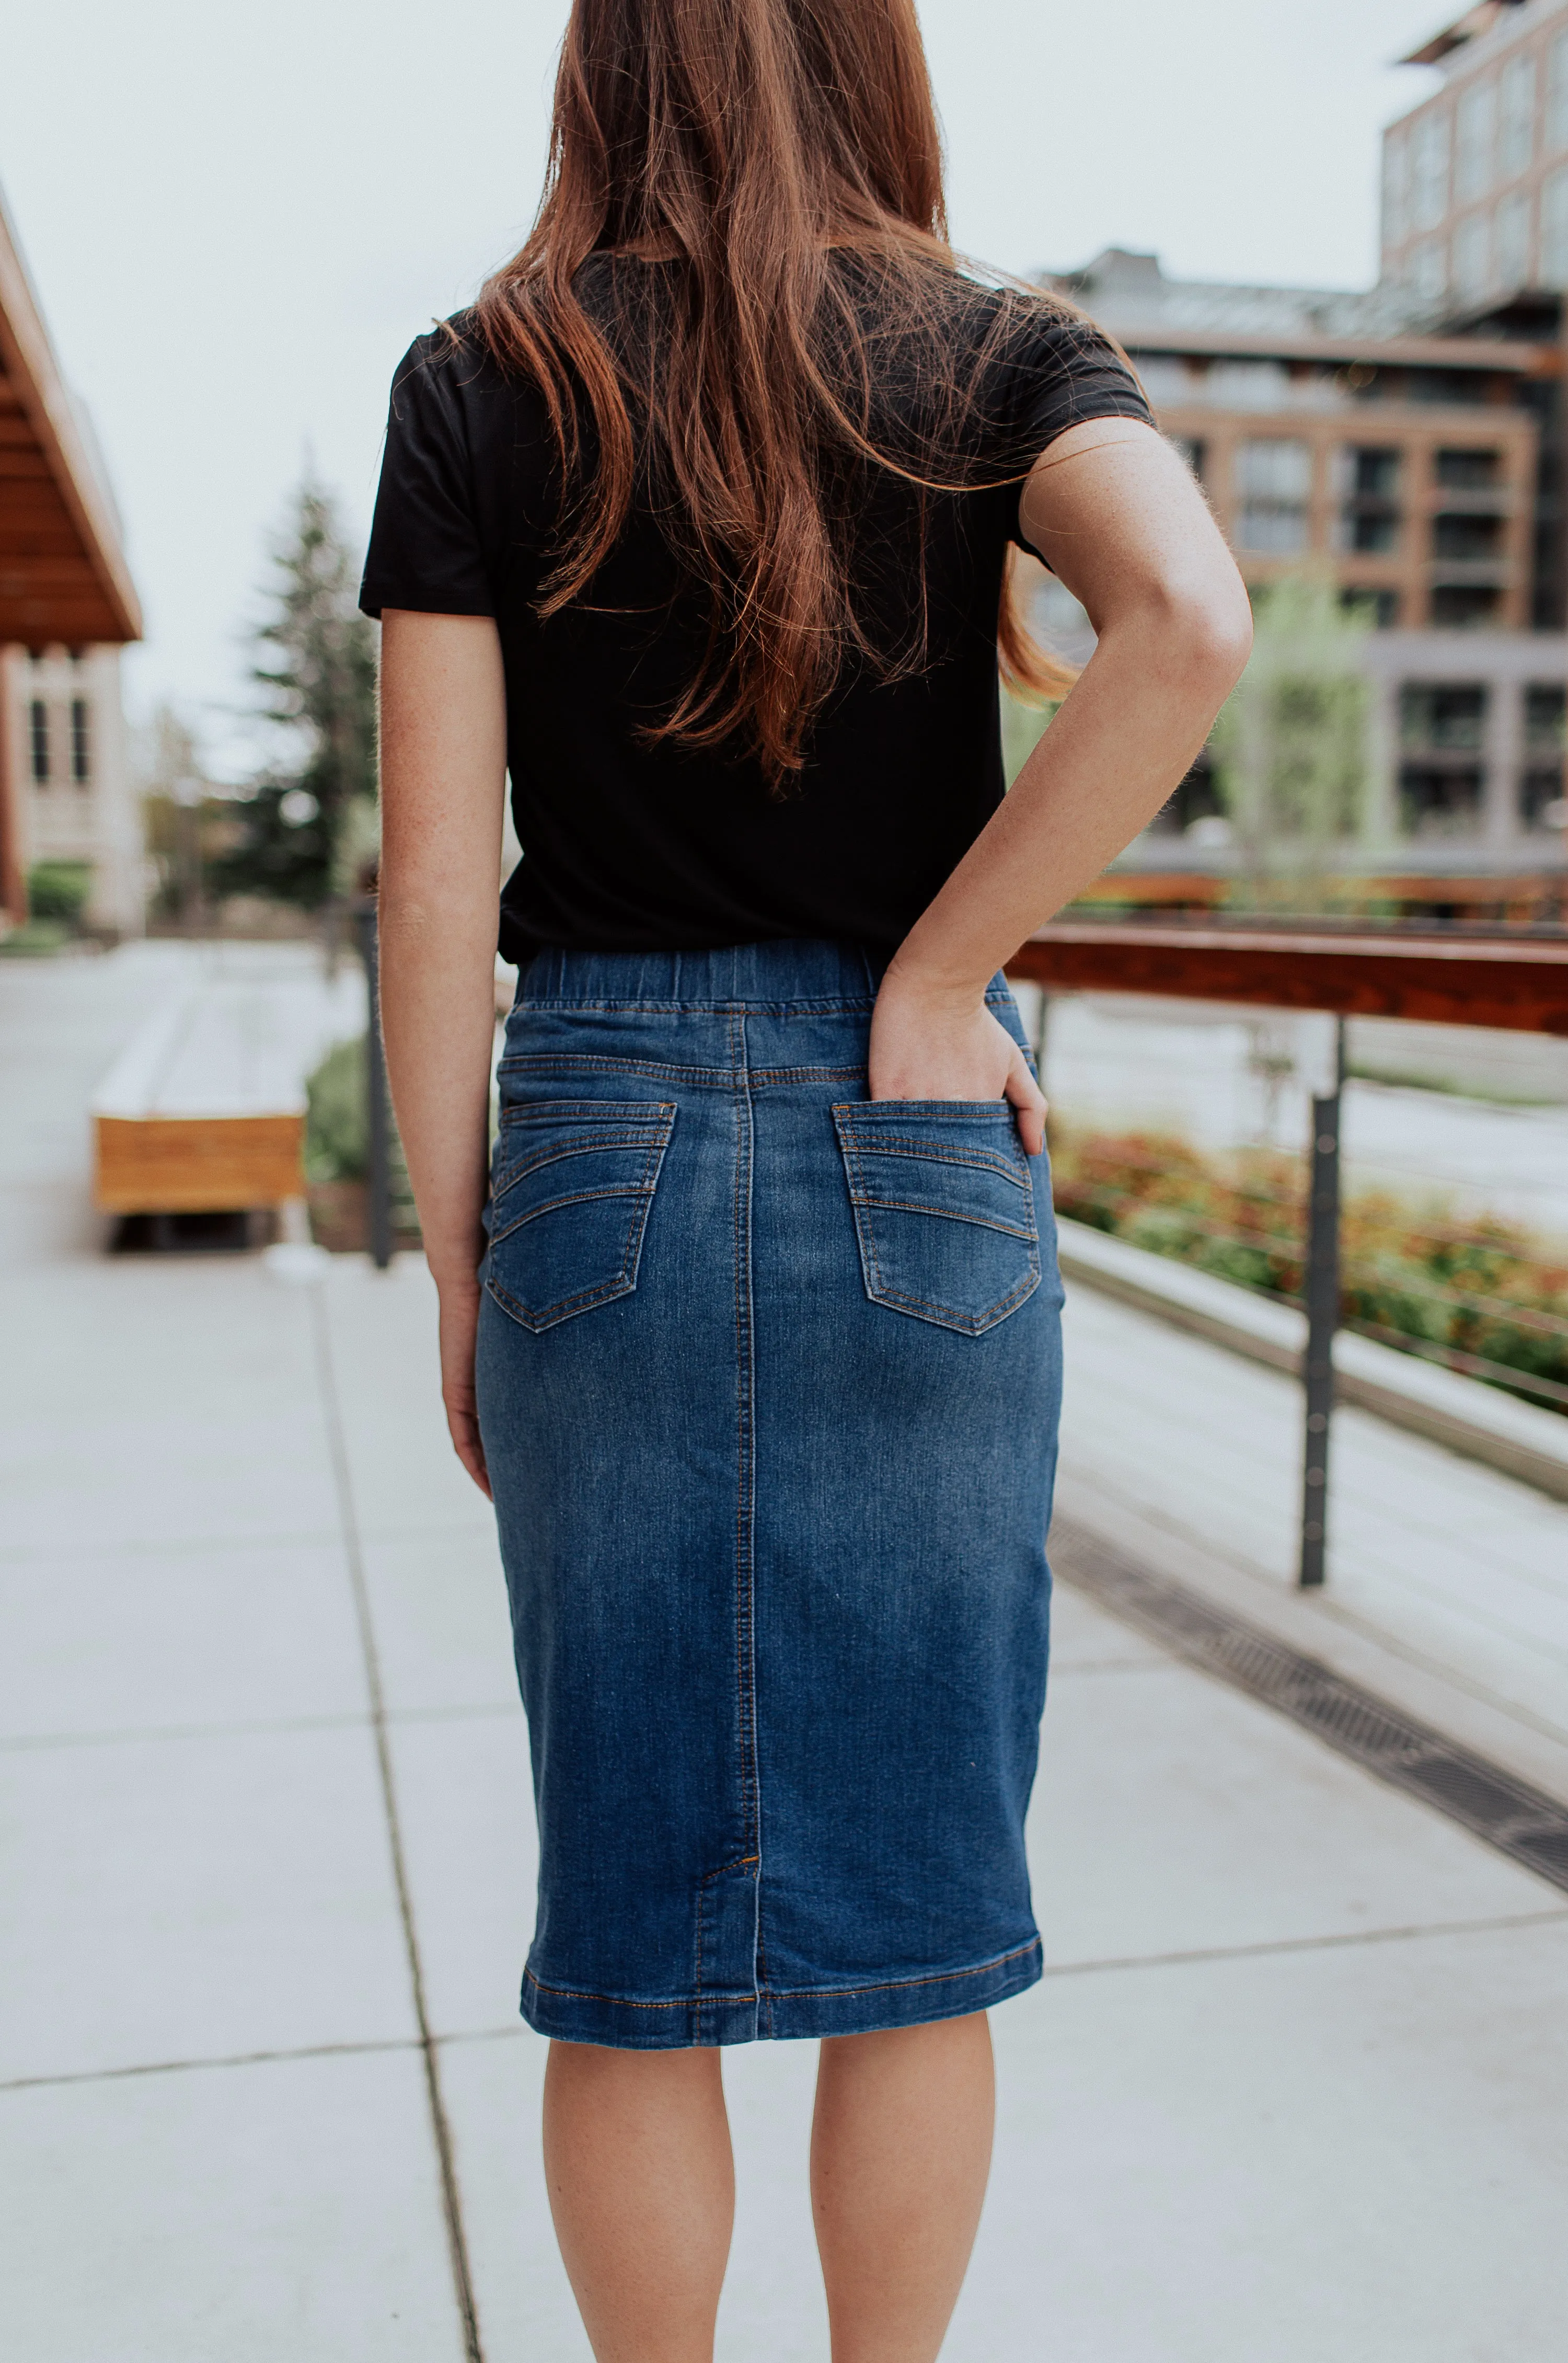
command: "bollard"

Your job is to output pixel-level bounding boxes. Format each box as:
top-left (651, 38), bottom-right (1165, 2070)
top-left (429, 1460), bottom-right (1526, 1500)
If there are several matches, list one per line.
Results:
top-left (1298, 1017), bottom-right (1345, 1588)
top-left (353, 902), bottom-right (395, 1272)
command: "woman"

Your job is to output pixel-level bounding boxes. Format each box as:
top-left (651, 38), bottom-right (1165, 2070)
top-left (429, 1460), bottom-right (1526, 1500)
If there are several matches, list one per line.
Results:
top-left (363, 0), bottom-right (1249, 2352)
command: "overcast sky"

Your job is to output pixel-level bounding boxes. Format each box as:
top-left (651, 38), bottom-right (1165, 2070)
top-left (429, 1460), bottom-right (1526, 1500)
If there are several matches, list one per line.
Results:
top-left (1, 0), bottom-right (1450, 774)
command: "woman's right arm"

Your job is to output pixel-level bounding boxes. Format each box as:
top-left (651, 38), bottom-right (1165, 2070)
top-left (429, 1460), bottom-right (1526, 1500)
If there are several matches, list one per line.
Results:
top-left (377, 608), bottom-right (509, 1496)
top-left (869, 419), bottom-right (1252, 1135)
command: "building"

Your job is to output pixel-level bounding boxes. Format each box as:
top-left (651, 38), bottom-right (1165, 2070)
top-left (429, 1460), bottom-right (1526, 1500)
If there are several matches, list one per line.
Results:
top-left (0, 184), bottom-right (142, 934)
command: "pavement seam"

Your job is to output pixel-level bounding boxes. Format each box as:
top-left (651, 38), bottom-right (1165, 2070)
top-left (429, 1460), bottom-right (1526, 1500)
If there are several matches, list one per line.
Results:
top-left (1053, 1510), bottom-right (1568, 1895)
top-left (1037, 1907), bottom-right (1568, 1983)
top-left (10, 1906), bottom-right (1566, 2095)
top-left (312, 1286), bottom-right (486, 2363)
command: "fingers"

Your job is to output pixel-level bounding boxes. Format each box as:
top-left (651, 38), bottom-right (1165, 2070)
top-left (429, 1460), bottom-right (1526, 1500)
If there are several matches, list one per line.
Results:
top-left (445, 1396), bottom-right (493, 1499)
top-left (1005, 1045), bottom-right (1049, 1158)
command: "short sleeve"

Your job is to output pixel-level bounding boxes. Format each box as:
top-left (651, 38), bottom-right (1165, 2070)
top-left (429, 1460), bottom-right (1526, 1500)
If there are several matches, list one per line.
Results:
top-left (1012, 309), bottom-right (1152, 452)
top-left (359, 332), bottom-right (496, 620)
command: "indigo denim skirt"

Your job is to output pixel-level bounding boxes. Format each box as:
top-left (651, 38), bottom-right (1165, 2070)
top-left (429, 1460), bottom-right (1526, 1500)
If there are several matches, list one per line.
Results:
top-left (476, 939), bottom-right (1063, 2048)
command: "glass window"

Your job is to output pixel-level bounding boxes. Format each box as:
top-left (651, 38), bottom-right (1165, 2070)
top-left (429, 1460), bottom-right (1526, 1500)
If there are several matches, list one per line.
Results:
top-left (1500, 54), bottom-right (1536, 178)
top-left (1543, 164), bottom-right (1568, 280)
top-left (1399, 765), bottom-right (1485, 835)
top-left (1520, 692), bottom-right (1565, 830)
top-left (1411, 237), bottom-right (1448, 303)
top-left (1495, 188), bottom-right (1532, 287)
top-left (70, 698), bottom-right (91, 785)
top-left (1550, 30), bottom-right (1568, 154)
top-left (1452, 209), bottom-right (1491, 301)
top-left (1235, 440), bottom-right (1312, 500)
top-left (29, 700), bottom-right (49, 784)
top-left (1435, 446), bottom-right (1501, 488)
top-left (1382, 130), bottom-right (1409, 248)
top-left (1525, 682), bottom-right (1566, 751)
top-left (1433, 511), bottom-right (1503, 560)
top-left (1335, 446), bottom-right (1401, 553)
top-left (1235, 439), bottom-right (1312, 555)
top-left (1340, 588), bottom-right (1401, 628)
top-left (1401, 684), bottom-right (1486, 749)
top-left (1430, 583), bottom-right (1501, 626)
top-left (1455, 78), bottom-right (1497, 204)
top-left (1412, 110), bottom-right (1452, 230)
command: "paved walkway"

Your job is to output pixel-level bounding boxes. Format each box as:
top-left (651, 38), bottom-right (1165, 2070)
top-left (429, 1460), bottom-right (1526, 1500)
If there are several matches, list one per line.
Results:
top-left (3, 946), bottom-right (1566, 2360)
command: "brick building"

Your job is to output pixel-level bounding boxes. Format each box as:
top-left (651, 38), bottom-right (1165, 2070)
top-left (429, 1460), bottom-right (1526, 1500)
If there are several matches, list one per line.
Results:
top-left (1036, 1), bottom-right (1568, 916)
top-left (0, 185), bottom-right (142, 935)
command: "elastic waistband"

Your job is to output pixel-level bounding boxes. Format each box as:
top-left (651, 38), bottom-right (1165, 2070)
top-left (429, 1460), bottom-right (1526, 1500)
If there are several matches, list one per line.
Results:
top-left (517, 938), bottom-right (889, 1010)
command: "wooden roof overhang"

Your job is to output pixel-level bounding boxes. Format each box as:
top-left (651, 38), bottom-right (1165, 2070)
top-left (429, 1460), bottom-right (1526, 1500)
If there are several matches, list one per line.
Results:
top-left (0, 188), bottom-right (141, 648)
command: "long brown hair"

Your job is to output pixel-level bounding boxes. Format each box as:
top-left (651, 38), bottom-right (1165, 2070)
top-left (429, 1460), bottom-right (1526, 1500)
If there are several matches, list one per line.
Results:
top-left (475, 0), bottom-right (1068, 784)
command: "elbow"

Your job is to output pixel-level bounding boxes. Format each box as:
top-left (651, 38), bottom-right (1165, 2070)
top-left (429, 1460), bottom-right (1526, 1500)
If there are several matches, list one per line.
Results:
top-left (1165, 573), bottom-right (1253, 697)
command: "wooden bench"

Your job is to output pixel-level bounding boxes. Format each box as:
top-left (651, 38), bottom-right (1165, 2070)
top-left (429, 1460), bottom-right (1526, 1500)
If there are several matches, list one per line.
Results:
top-left (91, 968), bottom-right (363, 1215)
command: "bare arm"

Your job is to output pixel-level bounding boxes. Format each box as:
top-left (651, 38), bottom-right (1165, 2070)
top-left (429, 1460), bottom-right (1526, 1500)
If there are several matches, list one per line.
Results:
top-left (870, 417), bottom-right (1252, 1147)
top-left (377, 609), bottom-right (509, 1494)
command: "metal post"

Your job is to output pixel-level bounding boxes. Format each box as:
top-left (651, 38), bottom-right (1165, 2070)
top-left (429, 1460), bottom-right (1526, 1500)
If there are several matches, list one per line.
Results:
top-left (1298, 1017), bottom-right (1345, 1589)
top-left (354, 901), bottom-right (394, 1271)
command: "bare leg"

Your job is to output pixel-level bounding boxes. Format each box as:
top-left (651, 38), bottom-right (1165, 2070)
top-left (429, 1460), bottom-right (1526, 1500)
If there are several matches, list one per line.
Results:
top-left (811, 2012), bottom-right (995, 2363)
top-left (542, 2040), bottom-right (734, 2363)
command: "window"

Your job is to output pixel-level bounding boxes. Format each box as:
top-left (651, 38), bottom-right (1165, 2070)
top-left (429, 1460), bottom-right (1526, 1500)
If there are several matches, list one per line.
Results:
top-left (1495, 188), bottom-right (1532, 287)
top-left (1500, 53), bottom-right (1536, 179)
top-left (1455, 77), bottom-right (1496, 204)
top-left (1430, 583), bottom-right (1501, 626)
top-left (1550, 30), bottom-right (1568, 154)
top-left (1234, 439), bottom-right (1312, 554)
top-left (1452, 209), bottom-right (1491, 302)
top-left (1542, 163), bottom-right (1568, 281)
top-left (1433, 511), bottom-right (1503, 560)
top-left (1410, 237), bottom-right (1448, 304)
top-left (1435, 446), bottom-right (1501, 488)
top-left (1340, 588), bottom-right (1401, 628)
top-left (1335, 446), bottom-right (1401, 552)
top-left (70, 698), bottom-right (90, 785)
top-left (1400, 766), bottom-right (1485, 834)
top-left (1525, 682), bottom-right (1565, 752)
top-left (1412, 110), bottom-right (1452, 230)
top-left (1402, 683), bottom-right (1486, 750)
top-left (1400, 682), bottom-right (1486, 834)
top-left (29, 700), bottom-right (49, 784)
top-left (1519, 685), bottom-right (1565, 827)
top-left (1382, 131), bottom-right (1409, 247)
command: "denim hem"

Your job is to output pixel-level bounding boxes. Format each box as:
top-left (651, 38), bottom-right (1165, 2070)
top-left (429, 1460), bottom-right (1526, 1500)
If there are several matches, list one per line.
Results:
top-left (518, 1936), bottom-right (1043, 2050)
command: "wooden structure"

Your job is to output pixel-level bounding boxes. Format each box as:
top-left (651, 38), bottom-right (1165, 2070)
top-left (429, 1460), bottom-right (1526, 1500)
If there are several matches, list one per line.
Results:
top-left (90, 973), bottom-right (362, 1217)
top-left (1007, 919), bottom-right (1568, 1033)
top-left (0, 187), bottom-right (141, 920)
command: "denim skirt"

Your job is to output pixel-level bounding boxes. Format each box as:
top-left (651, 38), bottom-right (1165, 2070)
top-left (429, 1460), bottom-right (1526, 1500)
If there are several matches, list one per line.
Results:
top-left (475, 939), bottom-right (1063, 2048)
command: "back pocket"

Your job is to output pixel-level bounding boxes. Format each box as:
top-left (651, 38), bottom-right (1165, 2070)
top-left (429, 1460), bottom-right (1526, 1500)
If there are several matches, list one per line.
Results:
top-left (486, 1099), bottom-right (676, 1333)
top-left (832, 1102), bottom-right (1040, 1336)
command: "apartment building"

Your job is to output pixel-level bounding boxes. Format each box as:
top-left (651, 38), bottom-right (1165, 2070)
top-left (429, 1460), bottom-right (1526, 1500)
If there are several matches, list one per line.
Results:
top-left (0, 186), bottom-right (142, 934)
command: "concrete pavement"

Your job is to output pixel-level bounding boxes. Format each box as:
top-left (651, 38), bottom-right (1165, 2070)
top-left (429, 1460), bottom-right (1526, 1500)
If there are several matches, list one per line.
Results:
top-left (3, 944), bottom-right (1566, 2360)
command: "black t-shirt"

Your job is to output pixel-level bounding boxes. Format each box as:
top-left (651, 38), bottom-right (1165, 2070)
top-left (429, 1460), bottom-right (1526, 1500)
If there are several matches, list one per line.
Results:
top-left (360, 261), bottom-right (1151, 963)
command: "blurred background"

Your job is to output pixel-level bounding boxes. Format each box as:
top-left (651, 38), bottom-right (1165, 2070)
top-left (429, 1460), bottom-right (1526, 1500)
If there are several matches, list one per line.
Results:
top-left (3, 7), bottom-right (1567, 2361)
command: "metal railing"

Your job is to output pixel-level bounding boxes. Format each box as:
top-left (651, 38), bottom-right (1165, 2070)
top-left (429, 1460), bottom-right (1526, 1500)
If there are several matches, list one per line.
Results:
top-left (1008, 919), bottom-right (1568, 1588)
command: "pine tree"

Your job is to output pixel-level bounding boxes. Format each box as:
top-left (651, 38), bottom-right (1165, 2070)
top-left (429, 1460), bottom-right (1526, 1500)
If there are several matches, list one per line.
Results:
top-left (212, 478), bottom-right (378, 909)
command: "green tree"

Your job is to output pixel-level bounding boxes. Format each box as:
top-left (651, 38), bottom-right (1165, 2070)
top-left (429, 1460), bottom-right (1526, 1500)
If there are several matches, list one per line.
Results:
top-left (1210, 576), bottom-right (1371, 914)
top-left (211, 478), bottom-right (378, 909)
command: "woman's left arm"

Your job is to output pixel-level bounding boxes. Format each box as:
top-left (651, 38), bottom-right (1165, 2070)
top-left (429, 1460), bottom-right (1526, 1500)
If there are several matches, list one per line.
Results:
top-left (377, 608), bottom-right (509, 1496)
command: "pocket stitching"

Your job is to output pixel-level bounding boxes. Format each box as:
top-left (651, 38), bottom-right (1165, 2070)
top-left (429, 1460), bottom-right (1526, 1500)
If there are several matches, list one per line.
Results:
top-left (834, 1107), bottom-right (1041, 1336)
top-left (487, 1104), bottom-right (675, 1330)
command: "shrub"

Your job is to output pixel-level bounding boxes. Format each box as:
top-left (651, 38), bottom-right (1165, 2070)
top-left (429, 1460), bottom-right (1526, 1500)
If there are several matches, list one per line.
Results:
top-left (1050, 1126), bottom-right (1568, 1413)
top-left (28, 861), bottom-right (92, 924)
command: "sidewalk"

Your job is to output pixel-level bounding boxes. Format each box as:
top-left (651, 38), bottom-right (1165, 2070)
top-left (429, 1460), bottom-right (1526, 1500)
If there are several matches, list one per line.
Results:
top-left (3, 946), bottom-right (1566, 2361)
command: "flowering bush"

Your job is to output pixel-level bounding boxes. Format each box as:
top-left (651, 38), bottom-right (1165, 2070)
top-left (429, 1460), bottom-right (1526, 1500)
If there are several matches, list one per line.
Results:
top-left (1049, 1127), bottom-right (1568, 1413)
